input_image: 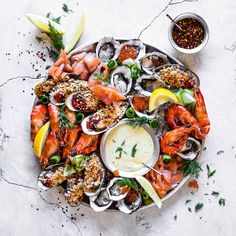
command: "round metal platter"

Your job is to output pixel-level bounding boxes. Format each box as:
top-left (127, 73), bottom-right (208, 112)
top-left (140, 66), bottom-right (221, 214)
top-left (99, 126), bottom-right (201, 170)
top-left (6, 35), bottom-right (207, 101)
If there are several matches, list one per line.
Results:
top-left (34, 39), bottom-right (204, 213)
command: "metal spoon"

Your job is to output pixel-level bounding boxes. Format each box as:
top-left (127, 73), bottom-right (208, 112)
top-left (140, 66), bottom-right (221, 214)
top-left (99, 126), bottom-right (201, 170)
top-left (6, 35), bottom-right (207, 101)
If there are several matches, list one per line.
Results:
top-left (142, 163), bottom-right (162, 175)
top-left (166, 14), bottom-right (183, 31)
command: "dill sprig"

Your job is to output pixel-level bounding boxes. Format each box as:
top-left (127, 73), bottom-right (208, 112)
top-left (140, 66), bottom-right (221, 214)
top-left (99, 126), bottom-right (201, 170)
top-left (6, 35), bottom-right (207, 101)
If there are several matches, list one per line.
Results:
top-left (126, 116), bottom-right (148, 128)
top-left (62, 3), bottom-right (73, 14)
top-left (59, 105), bottom-right (77, 129)
top-left (181, 160), bottom-right (202, 178)
top-left (46, 12), bottom-right (61, 24)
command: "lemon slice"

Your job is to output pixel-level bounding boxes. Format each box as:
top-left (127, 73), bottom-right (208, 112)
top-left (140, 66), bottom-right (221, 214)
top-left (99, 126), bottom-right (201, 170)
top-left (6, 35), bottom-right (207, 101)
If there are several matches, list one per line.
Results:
top-left (135, 175), bottom-right (162, 209)
top-left (34, 121), bottom-right (50, 157)
top-left (26, 14), bottom-right (65, 35)
top-left (64, 11), bottom-right (85, 53)
top-left (149, 88), bottom-right (178, 112)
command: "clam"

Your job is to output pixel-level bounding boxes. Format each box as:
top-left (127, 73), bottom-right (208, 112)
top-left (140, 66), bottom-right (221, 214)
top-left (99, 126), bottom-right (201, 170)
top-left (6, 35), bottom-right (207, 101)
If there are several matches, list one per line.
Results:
top-left (177, 137), bottom-right (201, 160)
top-left (140, 52), bottom-right (169, 74)
top-left (155, 64), bottom-right (200, 88)
top-left (65, 91), bottom-right (101, 112)
top-left (81, 102), bottom-right (128, 135)
top-left (96, 37), bottom-right (120, 62)
top-left (90, 188), bottom-right (113, 212)
top-left (37, 164), bottom-right (67, 190)
top-left (84, 153), bottom-right (106, 197)
top-left (64, 175), bottom-right (84, 206)
top-left (117, 190), bottom-right (142, 214)
top-left (135, 74), bottom-right (166, 96)
top-left (117, 39), bottom-right (146, 62)
top-left (107, 177), bottom-right (129, 201)
top-left (110, 66), bottom-right (132, 95)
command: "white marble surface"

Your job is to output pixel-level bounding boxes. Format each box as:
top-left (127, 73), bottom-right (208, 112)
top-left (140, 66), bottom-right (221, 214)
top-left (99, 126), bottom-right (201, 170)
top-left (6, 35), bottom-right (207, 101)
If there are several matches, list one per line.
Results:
top-left (0, 0), bottom-right (236, 235)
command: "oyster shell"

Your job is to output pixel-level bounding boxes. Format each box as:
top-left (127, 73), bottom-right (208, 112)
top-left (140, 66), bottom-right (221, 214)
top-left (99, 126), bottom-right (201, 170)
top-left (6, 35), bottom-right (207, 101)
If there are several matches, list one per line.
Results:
top-left (81, 101), bottom-right (128, 135)
top-left (64, 174), bottom-right (84, 206)
top-left (96, 37), bottom-right (120, 62)
top-left (140, 52), bottom-right (169, 74)
top-left (107, 177), bottom-right (129, 201)
top-left (117, 39), bottom-right (146, 62)
top-left (84, 153), bottom-right (105, 197)
top-left (155, 64), bottom-right (200, 88)
top-left (110, 66), bottom-right (132, 95)
top-left (65, 91), bottom-right (101, 112)
top-left (117, 189), bottom-right (142, 214)
top-left (177, 137), bottom-right (201, 160)
top-left (37, 164), bottom-right (67, 190)
top-left (90, 188), bottom-right (113, 212)
top-left (135, 74), bottom-right (166, 96)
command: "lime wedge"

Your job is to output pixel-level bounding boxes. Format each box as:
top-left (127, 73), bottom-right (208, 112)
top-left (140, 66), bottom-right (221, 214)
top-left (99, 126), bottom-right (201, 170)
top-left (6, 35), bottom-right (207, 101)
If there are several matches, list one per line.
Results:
top-left (64, 11), bottom-right (85, 53)
top-left (34, 121), bottom-right (50, 157)
top-left (26, 13), bottom-right (65, 35)
top-left (135, 175), bottom-right (162, 209)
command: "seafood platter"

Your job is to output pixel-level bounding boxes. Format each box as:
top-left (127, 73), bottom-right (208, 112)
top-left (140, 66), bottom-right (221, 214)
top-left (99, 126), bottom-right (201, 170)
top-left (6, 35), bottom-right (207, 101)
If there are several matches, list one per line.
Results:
top-left (30, 37), bottom-right (210, 214)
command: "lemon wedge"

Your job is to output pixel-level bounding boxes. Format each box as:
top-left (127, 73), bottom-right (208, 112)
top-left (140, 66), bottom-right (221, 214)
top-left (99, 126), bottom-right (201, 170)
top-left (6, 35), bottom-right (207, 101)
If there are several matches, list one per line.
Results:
top-left (64, 11), bottom-right (85, 53)
top-left (135, 175), bottom-right (162, 209)
top-left (26, 13), bottom-right (65, 35)
top-left (149, 88), bottom-right (178, 112)
top-left (34, 121), bottom-right (50, 157)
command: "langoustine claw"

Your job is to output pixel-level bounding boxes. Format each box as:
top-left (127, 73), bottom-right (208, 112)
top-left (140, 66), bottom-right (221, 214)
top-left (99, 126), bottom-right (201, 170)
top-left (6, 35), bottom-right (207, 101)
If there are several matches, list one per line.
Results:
top-left (30, 104), bottom-right (49, 141)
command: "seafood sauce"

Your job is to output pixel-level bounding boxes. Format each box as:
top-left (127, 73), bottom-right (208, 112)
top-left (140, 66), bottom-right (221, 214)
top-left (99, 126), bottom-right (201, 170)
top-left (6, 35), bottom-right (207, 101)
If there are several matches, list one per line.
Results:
top-left (105, 124), bottom-right (154, 172)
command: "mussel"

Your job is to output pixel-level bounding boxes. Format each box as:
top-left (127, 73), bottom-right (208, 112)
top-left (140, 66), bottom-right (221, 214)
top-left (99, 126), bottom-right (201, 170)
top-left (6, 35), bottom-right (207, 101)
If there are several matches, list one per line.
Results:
top-left (96, 37), bottom-right (120, 62)
top-left (110, 66), bottom-right (132, 95)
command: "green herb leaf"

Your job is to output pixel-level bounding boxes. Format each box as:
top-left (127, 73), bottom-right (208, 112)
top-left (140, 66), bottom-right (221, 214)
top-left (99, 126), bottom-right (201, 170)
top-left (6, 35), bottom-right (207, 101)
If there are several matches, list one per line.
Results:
top-left (94, 73), bottom-right (105, 80)
top-left (59, 104), bottom-right (77, 129)
top-left (211, 191), bottom-right (220, 197)
top-left (62, 3), bottom-right (73, 14)
top-left (126, 116), bottom-right (148, 128)
top-left (173, 214), bottom-right (177, 221)
top-left (46, 12), bottom-right (61, 24)
top-left (195, 202), bottom-right (203, 212)
top-left (36, 36), bottom-right (43, 43)
top-left (117, 178), bottom-right (138, 191)
top-left (219, 198), bottom-right (225, 206)
top-left (206, 164), bottom-right (216, 178)
top-left (188, 207), bottom-right (192, 212)
top-left (121, 140), bottom-right (125, 146)
top-left (185, 199), bottom-right (191, 204)
top-left (47, 21), bottom-right (64, 52)
top-left (181, 160), bottom-right (202, 178)
top-left (131, 144), bottom-right (138, 157)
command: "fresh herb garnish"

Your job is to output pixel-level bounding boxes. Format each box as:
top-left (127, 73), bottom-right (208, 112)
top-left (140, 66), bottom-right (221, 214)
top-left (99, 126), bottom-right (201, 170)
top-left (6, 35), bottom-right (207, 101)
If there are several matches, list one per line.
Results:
top-left (181, 160), bottom-right (202, 178)
top-left (131, 144), bottom-right (138, 157)
top-left (59, 104), bottom-right (77, 129)
top-left (36, 36), bottom-right (43, 43)
top-left (112, 139), bottom-right (117, 143)
top-left (46, 12), bottom-right (61, 24)
top-left (173, 214), bottom-right (177, 221)
top-left (206, 164), bottom-right (216, 178)
top-left (188, 207), bottom-right (192, 212)
top-left (211, 191), bottom-right (220, 197)
top-left (117, 178), bottom-right (138, 191)
top-left (62, 3), bottom-right (73, 14)
top-left (46, 47), bottom-right (59, 61)
top-left (47, 21), bottom-right (65, 52)
top-left (219, 198), bottom-right (225, 206)
top-left (126, 116), bottom-right (148, 128)
top-left (94, 73), bottom-right (104, 79)
top-left (115, 140), bottom-right (127, 159)
top-left (195, 202), bottom-right (203, 212)
top-left (185, 199), bottom-right (191, 204)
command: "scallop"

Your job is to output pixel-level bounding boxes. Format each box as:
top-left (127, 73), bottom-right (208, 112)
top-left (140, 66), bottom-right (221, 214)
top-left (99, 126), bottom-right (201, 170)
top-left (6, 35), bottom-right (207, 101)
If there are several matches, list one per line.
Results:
top-left (110, 66), bottom-right (132, 95)
top-left (140, 52), bottom-right (169, 74)
top-left (90, 188), bottom-right (113, 212)
top-left (135, 74), bottom-right (166, 96)
top-left (81, 102), bottom-right (128, 135)
top-left (107, 177), bottom-right (129, 201)
top-left (96, 37), bottom-right (120, 62)
top-left (177, 137), bottom-right (201, 160)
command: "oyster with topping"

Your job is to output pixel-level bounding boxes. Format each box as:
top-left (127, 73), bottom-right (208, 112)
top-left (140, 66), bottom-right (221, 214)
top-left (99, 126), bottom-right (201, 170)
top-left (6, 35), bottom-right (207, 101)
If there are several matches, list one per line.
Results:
top-left (110, 66), bottom-right (132, 95)
top-left (96, 37), bottom-right (120, 62)
top-left (140, 52), bottom-right (169, 74)
top-left (81, 101), bottom-right (128, 135)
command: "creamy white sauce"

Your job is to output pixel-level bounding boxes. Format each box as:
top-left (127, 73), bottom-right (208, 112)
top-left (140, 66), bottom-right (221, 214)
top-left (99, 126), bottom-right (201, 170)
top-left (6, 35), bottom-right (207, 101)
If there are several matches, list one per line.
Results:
top-left (105, 124), bottom-right (154, 172)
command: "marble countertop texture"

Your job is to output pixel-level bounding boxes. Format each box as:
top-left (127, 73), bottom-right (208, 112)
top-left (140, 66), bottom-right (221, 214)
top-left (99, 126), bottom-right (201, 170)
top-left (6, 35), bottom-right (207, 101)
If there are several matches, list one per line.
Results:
top-left (0, 0), bottom-right (236, 235)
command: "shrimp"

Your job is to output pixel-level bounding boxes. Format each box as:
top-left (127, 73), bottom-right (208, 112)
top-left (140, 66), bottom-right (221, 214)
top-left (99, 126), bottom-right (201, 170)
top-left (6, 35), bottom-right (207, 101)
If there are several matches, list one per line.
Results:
top-left (160, 126), bottom-right (194, 155)
top-left (165, 104), bottom-right (205, 140)
top-left (70, 133), bottom-right (99, 156)
top-left (30, 104), bottom-right (49, 141)
top-left (194, 88), bottom-right (210, 135)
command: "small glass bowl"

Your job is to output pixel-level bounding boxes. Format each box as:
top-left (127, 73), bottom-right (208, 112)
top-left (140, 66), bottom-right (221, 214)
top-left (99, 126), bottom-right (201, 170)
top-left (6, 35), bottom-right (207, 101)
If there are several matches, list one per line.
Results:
top-left (168, 12), bottom-right (209, 54)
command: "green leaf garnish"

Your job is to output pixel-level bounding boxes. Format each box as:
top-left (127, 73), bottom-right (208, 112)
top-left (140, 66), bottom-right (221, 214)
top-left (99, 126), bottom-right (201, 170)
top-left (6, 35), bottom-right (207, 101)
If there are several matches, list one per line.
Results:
top-left (46, 12), bottom-right (61, 24)
top-left (195, 202), bottom-right (203, 212)
top-left (59, 104), bottom-right (77, 129)
top-left (131, 144), bottom-right (138, 157)
top-left (126, 116), bottom-right (148, 128)
top-left (206, 164), bottom-right (216, 178)
top-left (219, 198), bottom-right (225, 206)
top-left (62, 3), bottom-right (73, 14)
top-left (181, 160), bottom-right (202, 178)
top-left (117, 178), bottom-right (138, 191)
top-left (211, 191), bottom-right (220, 197)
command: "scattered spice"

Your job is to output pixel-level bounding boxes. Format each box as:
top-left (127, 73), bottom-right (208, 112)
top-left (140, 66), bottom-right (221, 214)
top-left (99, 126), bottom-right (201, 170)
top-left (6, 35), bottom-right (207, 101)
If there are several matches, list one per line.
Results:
top-left (173, 214), bottom-right (177, 221)
top-left (217, 150), bottom-right (224, 155)
top-left (188, 207), bottom-right (192, 212)
top-left (219, 198), bottom-right (225, 206)
top-left (206, 164), bottom-right (216, 178)
top-left (172, 18), bottom-right (204, 49)
top-left (195, 202), bottom-right (203, 212)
